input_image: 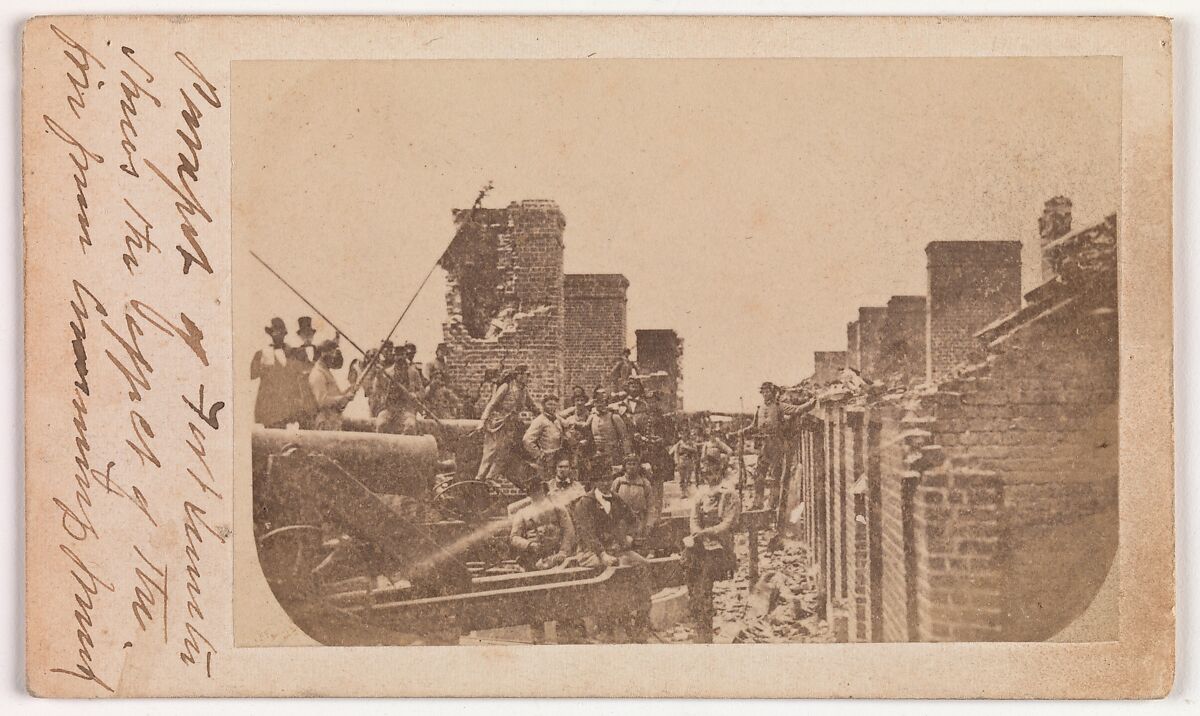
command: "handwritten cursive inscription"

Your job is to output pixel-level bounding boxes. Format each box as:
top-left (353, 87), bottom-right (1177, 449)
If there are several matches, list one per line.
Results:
top-left (36, 23), bottom-right (229, 695)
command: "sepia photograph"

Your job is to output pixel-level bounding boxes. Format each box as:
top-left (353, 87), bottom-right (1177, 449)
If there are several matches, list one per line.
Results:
top-left (234, 57), bottom-right (1121, 647)
top-left (19, 10), bottom-right (1178, 698)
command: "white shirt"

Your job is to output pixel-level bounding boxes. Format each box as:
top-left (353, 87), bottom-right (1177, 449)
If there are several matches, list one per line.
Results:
top-left (260, 346), bottom-right (288, 367)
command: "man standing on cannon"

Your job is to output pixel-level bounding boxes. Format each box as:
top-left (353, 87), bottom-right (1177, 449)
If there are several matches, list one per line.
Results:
top-left (475, 365), bottom-right (536, 489)
top-left (739, 381), bottom-right (816, 509)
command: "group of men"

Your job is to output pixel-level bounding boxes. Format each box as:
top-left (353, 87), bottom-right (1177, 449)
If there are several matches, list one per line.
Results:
top-left (251, 316), bottom-right (356, 430)
top-left (478, 371), bottom-right (680, 532)
top-left (250, 315), bottom-right (461, 433)
top-left (502, 378), bottom-right (816, 642)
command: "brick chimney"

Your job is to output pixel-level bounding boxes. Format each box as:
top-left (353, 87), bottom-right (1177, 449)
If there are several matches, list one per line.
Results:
top-left (1038, 196), bottom-right (1073, 281)
top-left (846, 320), bottom-right (861, 371)
top-left (925, 241), bottom-right (1022, 381)
top-left (882, 295), bottom-right (927, 384)
top-left (856, 307), bottom-right (889, 380)
top-left (813, 351), bottom-right (848, 384)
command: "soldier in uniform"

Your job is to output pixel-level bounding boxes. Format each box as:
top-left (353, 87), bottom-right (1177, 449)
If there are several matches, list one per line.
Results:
top-left (475, 365), bottom-right (535, 488)
top-left (740, 381), bottom-right (816, 509)
top-left (377, 343), bottom-right (426, 434)
top-left (671, 428), bottom-right (701, 497)
top-left (684, 453), bottom-right (741, 643)
top-left (523, 395), bottom-right (566, 486)
top-left (586, 389), bottom-right (632, 476)
top-left (609, 347), bottom-right (639, 394)
top-left (621, 379), bottom-right (672, 530)
top-left (509, 475), bottom-right (576, 571)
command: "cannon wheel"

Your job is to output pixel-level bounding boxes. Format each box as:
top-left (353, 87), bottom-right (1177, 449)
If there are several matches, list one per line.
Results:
top-left (432, 479), bottom-right (498, 521)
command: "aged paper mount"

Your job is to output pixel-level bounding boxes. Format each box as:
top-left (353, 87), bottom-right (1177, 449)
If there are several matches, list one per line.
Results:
top-left (22, 15), bottom-right (1173, 698)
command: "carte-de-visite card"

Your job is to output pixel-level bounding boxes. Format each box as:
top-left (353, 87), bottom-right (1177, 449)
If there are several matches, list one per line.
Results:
top-left (22, 15), bottom-right (1174, 698)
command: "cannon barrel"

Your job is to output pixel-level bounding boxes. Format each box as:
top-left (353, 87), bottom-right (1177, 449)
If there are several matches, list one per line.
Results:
top-left (342, 417), bottom-right (480, 438)
top-left (252, 428), bottom-right (439, 497)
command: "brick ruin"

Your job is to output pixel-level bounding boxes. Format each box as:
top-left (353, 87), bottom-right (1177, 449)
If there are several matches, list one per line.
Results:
top-left (439, 199), bottom-right (681, 407)
top-left (790, 199), bottom-right (1117, 642)
top-left (564, 273), bottom-right (629, 393)
top-left (440, 200), bottom-right (567, 401)
top-left (635, 329), bottom-right (685, 412)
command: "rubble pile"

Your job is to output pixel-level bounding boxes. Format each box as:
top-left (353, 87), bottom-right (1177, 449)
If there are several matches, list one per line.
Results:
top-left (654, 532), bottom-right (832, 644)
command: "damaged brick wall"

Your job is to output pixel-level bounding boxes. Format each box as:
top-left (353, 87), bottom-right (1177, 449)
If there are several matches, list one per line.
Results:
top-left (789, 209), bottom-right (1118, 643)
top-left (440, 200), bottom-right (566, 401)
top-left (563, 274), bottom-right (629, 394)
top-left (636, 329), bottom-right (685, 411)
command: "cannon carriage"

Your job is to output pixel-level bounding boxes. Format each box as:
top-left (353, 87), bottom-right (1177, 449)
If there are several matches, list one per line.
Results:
top-left (252, 421), bottom-right (769, 645)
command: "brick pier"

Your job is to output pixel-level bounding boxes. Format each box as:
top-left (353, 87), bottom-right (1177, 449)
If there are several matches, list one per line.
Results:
top-left (788, 204), bottom-right (1118, 642)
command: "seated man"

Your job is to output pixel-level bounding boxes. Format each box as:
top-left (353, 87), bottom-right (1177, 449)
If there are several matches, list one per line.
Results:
top-left (508, 477), bottom-right (576, 571)
top-left (571, 471), bottom-right (648, 569)
top-left (550, 455), bottom-right (584, 499)
top-left (571, 471), bottom-right (652, 642)
top-left (611, 453), bottom-right (654, 542)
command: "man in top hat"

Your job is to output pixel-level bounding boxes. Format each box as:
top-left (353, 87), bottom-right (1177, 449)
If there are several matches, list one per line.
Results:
top-left (291, 317), bottom-right (318, 369)
top-left (287, 317), bottom-right (322, 427)
top-left (739, 381), bottom-right (816, 509)
top-left (251, 317), bottom-right (304, 428)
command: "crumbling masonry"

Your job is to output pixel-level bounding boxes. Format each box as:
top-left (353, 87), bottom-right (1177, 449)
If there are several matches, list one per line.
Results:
top-left (788, 199), bottom-right (1117, 642)
top-left (439, 199), bottom-right (682, 407)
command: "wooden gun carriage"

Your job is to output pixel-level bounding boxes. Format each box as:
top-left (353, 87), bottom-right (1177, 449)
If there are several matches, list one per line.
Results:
top-left (252, 425), bottom-right (773, 645)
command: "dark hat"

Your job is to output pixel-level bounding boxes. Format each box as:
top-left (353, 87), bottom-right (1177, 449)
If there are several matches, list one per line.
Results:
top-left (316, 339), bottom-right (339, 356)
top-left (403, 341), bottom-right (417, 352)
top-left (623, 348), bottom-right (632, 355)
top-left (265, 317), bottom-right (287, 334)
top-left (297, 316), bottom-right (315, 335)
top-left (513, 364), bottom-right (529, 374)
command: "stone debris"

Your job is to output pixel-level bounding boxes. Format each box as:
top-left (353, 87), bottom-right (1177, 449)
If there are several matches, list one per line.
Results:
top-left (653, 531), bottom-right (832, 644)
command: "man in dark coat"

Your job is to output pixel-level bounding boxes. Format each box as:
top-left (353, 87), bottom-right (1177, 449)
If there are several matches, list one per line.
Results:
top-left (290, 316), bottom-right (318, 371)
top-left (571, 471), bottom-right (651, 643)
top-left (251, 317), bottom-right (303, 428)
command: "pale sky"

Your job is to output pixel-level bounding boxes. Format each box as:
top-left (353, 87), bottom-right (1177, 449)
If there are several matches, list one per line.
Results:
top-left (233, 58), bottom-right (1120, 412)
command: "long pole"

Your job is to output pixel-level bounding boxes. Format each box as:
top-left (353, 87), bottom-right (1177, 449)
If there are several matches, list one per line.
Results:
top-left (354, 181), bottom-right (493, 393)
top-left (249, 251), bottom-right (368, 356)
top-left (249, 251), bottom-right (445, 426)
